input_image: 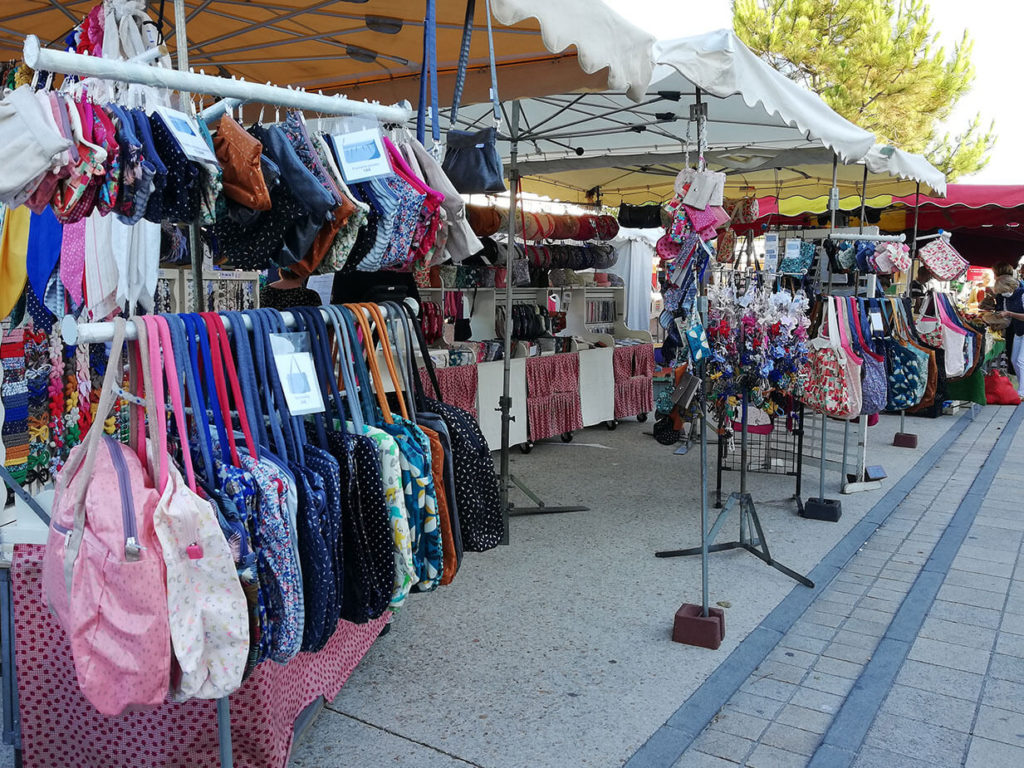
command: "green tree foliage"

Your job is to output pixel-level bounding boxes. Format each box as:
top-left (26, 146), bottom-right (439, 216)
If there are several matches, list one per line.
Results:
top-left (732, 0), bottom-right (996, 180)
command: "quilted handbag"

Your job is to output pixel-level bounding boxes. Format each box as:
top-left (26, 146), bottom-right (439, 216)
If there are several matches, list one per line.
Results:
top-left (596, 215), bottom-right (620, 240)
top-left (877, 299), bottom-right (928, 410)
top-left (732, 195), bottom-right (759, 224)
top-left (42, 318), bottom-right (171, 716)
top-left (919, 237), bottom-right (968, 281)
top-left (801, 298), bottom-right (861, 419)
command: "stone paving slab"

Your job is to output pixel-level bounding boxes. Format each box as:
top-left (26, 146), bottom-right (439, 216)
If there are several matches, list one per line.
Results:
top-left (642, 405), bottom-right (1021, 768)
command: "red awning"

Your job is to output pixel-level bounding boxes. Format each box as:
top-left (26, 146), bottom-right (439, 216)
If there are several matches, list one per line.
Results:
top-left (890, 184), bottom-right (1024, 210)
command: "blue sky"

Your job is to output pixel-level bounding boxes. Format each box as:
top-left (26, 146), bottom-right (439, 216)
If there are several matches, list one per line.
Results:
top-left (604, 0), bottom-right (1018, 184)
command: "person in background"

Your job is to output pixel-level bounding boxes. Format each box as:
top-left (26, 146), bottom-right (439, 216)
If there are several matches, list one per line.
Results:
top-left (910, 265), bottom-right (937, 314)
top-left (993, 261), bottom-right (1024, 395)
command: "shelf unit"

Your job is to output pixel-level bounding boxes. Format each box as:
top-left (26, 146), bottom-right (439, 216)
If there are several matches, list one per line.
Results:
top-left (418, 285), bottom-right (652, 449)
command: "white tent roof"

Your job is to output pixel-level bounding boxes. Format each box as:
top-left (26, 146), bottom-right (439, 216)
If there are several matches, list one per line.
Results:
top-left (451, 28), bottom-right (877, 181)
top-left (515, 144), bottom-right (945, 206)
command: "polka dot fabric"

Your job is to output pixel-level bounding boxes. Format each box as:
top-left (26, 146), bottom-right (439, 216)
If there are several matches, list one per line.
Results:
top-left (525, 353), bottom-right (584, 442)
top-left (12, 544), bottom-right (387, 768)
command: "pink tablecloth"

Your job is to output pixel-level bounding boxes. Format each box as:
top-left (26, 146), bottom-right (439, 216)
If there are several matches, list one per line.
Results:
top-left (613, 344), bottom-right (655, 419)
top-left (12, 544), bottom-right (386, 768)
top-left (526, 353), bottom-right (583, 441)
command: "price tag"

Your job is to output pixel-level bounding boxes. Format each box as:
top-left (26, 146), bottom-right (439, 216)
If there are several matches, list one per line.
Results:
top-left (869, 309), bottom-right (885, 336)
top-left (270, 333), bottom-right (325, 415)
top-left (153, 106), bottom-right (217, 164)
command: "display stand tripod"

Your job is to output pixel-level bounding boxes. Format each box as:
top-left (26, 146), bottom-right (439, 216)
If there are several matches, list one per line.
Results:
top-left (657, 391), bottom-right (814, 589)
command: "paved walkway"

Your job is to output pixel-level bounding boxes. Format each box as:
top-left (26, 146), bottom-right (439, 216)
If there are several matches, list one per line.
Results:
top-left (627, 404), bottom-right (1024, 768)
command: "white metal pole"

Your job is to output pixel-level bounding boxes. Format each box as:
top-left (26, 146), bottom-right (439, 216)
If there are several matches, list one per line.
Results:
top-left (22, 35), bottom-right (413, 124)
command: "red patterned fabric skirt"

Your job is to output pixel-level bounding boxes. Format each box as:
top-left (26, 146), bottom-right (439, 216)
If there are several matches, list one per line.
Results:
top-left (613, 344), bottom-right (655, 419)
top-left (526, 353), bottom-right (583, 441)
top-left (11, 544), bottom-right (385, 768)
top-left (420, 364), bottom-right (478, 418)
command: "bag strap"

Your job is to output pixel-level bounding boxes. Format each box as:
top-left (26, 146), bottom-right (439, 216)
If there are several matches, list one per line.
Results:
top-left (222, 310), bottom-right (268, 453)
top-left (365, 303), bottom-right (412, 421)
top-left (288, 309), bottom-right (330, 450)
top-left (835, 297), bottom-right (862, 366)
top-left (183, 313), bottom-right (234, 468)
top-left (0, 465), bottom-right (50, 526)
top-left (257, 309), bottom-right (305, 465)
top-left (323, 305), bottom-right (367, 432)
top-left (382, 301), bottom-right (420, 419)
top-left (163, 314), bottom-right (217, 485)
top-left (198, 313), bottom-right (242, 467)
top-left (406, 302), bottom-right (445, 403)
top-left (345, 304), bottom-right (397, 424)
top-left (417, 0), bottom-right (441, 147)
top-left (449, 0), bottom-right (501, 128)
top-left (243, 309), bottom-right (291, 460)
top-left (204, 313), bottom-right (258, 460)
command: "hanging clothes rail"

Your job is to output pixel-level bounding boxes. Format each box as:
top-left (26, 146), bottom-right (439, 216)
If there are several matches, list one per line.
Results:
top-left (61, 304), bottom-right (409, 346)
top-left (21, 35), bottom-right (413, 124)
top-left (826, 232), bottom-right (906, 243)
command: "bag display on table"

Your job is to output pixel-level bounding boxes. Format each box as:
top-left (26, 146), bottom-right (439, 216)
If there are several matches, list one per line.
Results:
top-left (918, 237), bottom-right (968, 281)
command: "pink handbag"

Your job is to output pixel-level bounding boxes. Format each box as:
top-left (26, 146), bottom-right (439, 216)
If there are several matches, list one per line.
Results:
top-left (918, 238), bottom-right (968, 281)
top-left (42, 318), bottom-right (171, 716)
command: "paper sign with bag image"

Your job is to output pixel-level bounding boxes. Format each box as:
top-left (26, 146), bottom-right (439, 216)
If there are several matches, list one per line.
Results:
top-left (270, 332), bottom-right (325, 415)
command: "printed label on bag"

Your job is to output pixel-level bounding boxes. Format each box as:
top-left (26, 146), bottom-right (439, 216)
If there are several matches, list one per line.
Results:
top-left (153, 106), bottom-right (218, 164)
top-left (332, 117), bottom-right (393, 183)
top-left (270, 333), bottom-right (325, 415)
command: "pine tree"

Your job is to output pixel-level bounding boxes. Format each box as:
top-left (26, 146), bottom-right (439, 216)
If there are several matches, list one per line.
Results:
top-left (732, 0), bottom-right (995, 181)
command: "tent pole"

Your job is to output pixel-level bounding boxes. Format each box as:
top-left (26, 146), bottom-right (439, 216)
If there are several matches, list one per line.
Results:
top-left (499, 100), bottom-right (520, 543)
top-left (895, 183), bottom-right (922, 446)
top-left (842, 164), bottom-right (869, 484)
top-left (821, 155), bottom-right (839, 501)
top-left (174, 0), bottom-right (206, 313)
top-left (501, 102), bottom-right (588, 522)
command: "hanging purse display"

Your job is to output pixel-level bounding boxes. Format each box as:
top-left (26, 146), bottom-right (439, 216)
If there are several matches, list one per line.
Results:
top-left (441, 0), bottom-right (506, 194)
top-left (918, 237), bottom-right (968, 281)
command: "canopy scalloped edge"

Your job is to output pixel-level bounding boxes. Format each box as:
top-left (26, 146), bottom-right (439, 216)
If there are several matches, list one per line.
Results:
top-left (493, 0), bottom-right (654, 102)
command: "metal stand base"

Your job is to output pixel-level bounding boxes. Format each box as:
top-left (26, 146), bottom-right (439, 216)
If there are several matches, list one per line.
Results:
top-left (656, 492), bottom-right (814, 588)
top-left (507, 473), bottom-right (589, 517)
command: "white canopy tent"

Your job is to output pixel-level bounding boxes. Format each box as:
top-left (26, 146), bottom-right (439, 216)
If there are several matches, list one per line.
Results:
top-left (450, 30), bottom-right (875, 176)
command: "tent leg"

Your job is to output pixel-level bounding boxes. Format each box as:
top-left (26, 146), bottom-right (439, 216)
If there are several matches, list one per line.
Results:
top-left (895, 182), bottom-right (921, 448)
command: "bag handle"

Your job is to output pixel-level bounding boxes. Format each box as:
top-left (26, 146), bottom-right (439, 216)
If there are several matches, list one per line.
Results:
top-left (364, 303), bottom-right (412, 421)
top-left (288, 308), bottom-right (332, 449)
top-left (449, 0), bottom-right (501, 128)
top-left (256, 308), bottom-right (306, 465)
top-left (221, 310), bottom-right (268, 453)
top-left (203, 312), bottom-right (258, 461)
top-left (417, 0), bottom-right (441, 147)
top-left (183, 313), bottom-right (235, 468)
top-left (382, 301), bottom-right (420, 419)
top-left (163, 314), bottom-right (217, 485)
top-left (0, 465), bottom-right (50, 526)
top-left (243, 309), bottom-right (291, 460)
top-left (322, 305), bottom-right (367, 433)
top-left (835, 296), bottom-right (862, 366)
top-left (344, 304), bottom-right (397, 424)
top-left (405, 302), bottom-right (445, 403)
top-left (196, 313), bottom-right (242, 467)
top-left (850, 297), bottom-right (884, 363)
top-left (64, 318), bottom-right (128, 516)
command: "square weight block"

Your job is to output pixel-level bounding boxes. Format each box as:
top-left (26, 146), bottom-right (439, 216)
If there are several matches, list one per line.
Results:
top-left (802, 497), bottom-right (842, 522)
top-left (893, 432), bottom-right (918, 449)
top-left (672, 603), bottom-right (726, 650)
